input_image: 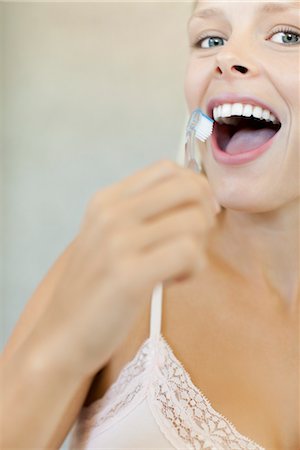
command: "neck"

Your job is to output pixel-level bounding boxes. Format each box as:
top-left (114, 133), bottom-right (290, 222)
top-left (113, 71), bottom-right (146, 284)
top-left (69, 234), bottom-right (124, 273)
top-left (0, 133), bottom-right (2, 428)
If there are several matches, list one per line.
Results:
top-left (211, 198), bottom-right (300, 312)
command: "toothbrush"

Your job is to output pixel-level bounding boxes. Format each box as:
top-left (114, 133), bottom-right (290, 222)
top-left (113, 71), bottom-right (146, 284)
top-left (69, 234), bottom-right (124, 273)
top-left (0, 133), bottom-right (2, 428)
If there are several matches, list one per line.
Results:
top-left (185, 108), bottom-right (214, 173)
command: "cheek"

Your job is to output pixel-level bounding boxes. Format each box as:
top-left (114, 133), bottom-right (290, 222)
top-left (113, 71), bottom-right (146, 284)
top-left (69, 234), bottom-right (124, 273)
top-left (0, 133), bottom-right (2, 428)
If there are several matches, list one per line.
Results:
top-left (262, 54), bottom-right (299, 112)
top-left (265, 63), bottom-right (300, 149)
top-left (184, 58), bottom-right (213, 112)
top-left (274, 73), bottom-right (299, 114)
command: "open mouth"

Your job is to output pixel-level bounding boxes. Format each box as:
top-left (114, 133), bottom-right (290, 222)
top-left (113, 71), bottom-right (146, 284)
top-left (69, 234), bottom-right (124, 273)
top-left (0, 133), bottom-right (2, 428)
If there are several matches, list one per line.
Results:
top-left (214, 116), bottom-right (282, 155)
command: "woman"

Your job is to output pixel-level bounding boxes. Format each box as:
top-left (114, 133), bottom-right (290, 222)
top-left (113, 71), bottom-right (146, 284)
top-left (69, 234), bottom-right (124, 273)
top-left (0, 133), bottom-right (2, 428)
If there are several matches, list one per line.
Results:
top-left (1, 1), bottom-right (299, 449)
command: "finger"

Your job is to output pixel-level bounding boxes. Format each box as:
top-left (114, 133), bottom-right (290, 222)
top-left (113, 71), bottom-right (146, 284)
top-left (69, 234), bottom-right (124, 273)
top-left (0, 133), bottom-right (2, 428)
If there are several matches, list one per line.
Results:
top-left (121, 171), bottom-right (215, 224)
top-left (95, 159), bottom-right (179, 205)
top-left (108, 205), bottom-right (212, 257)
top-left (123, 236), bottom-right (207, 295)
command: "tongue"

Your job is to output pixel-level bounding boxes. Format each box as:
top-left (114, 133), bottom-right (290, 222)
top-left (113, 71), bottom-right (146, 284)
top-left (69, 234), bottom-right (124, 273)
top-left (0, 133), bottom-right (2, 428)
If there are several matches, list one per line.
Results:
top-left (225, 128), bottom-right (277, 155)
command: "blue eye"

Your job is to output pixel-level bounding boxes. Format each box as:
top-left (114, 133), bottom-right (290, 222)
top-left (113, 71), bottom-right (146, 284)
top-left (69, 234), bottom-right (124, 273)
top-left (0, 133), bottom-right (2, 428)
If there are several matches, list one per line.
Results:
top-left (193, 27), bottom-right (300, 49)
top-left (270, 28), bottom-right (300, 45)
top-left (196, 36), bottom-right (225, 49)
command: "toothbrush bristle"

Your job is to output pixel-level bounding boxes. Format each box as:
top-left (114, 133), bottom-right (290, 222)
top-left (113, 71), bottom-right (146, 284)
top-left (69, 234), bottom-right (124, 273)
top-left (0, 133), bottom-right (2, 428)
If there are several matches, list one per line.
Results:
top-left (195, 119), bottom-right (214, 142)
top-left (186, 108), bottom-right (214, 143)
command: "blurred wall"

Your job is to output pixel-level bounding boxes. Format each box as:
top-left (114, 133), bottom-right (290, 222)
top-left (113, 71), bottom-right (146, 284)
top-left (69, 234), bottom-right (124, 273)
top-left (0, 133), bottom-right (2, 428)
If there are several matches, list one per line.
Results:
top-left (2, 1), bottom-right (192, 340)
top-left (1, 2), bottom-right (4, 345)
top-left (1, 2), bottom-right (192, 448)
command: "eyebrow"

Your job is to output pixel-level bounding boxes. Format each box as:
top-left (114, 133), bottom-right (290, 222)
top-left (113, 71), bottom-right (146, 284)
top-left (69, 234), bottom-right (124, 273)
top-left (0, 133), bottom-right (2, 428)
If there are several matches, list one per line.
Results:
top-left (188, 2), bottom-right (299, 25)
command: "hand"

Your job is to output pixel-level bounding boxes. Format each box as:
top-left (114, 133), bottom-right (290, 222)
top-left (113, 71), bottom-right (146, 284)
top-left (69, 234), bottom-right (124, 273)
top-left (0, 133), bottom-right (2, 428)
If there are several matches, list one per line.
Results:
top-left (34, 160), bottom-right (220, 377)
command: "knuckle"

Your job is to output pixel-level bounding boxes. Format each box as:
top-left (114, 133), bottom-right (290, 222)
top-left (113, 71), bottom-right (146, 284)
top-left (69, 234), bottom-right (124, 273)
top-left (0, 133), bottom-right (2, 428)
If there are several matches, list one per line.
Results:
top-left (179, 236), bottom-right (199, 263)
top-left (198, 174), bottom-right (211, 195)
top-left (183, 176), bottom-right (203, 201)
top-left (97, 207), bottom-right (117, 231)
top-left (88, 190), bottom-right (105, 211)
top-left (198, 172), bottom-right (210, 186)
top-left (185, 176), bottom-right (197, 192)
top-left (85, 191), bottom-right (107, 224)
top-left (81, 192), bottom-right (106, 231)
top-left (159, 159), bottom-right (179, 173)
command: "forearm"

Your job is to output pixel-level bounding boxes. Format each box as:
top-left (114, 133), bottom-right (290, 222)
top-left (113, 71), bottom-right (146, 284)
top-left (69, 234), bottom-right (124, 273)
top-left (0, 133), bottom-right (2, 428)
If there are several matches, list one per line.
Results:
top-left (1, 335), bottom-right (93, 450)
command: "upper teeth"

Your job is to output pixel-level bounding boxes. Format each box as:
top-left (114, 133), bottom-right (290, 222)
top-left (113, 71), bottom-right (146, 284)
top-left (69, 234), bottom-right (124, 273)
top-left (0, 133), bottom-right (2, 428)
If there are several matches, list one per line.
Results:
top-left (213, 103), bottom-right (279, 125)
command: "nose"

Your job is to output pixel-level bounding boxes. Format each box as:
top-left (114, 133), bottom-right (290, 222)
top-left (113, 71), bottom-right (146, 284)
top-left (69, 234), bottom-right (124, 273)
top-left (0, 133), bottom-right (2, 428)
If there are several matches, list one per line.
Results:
top-left (214, 51), bottom-right (259, 79)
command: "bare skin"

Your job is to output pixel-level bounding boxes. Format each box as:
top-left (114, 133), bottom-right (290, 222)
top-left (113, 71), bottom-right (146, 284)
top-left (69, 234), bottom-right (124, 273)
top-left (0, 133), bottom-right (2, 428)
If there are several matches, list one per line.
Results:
top-left (1, 1), bottom-right (299, 449)
top-left (186, 0), bottom-right (300, 309)
top-left (1, 160), bottom-right (220, 449)
top-left (83, 2), bottom-right (300, 448)
top-left (84, 224), bottom-right (299, 449)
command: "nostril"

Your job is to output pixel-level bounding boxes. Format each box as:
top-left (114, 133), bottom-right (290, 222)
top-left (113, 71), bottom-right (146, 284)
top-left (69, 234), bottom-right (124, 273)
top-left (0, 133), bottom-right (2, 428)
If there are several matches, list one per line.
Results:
top-left (233, 65), bottom-right (248, 74)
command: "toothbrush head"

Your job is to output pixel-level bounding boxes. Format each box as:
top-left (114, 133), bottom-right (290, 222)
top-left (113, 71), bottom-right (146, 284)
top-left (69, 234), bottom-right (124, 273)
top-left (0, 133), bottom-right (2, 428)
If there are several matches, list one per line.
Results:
top-left (184, 108), bottom-right (215, 174)
top-left (195, 110), bottom-right (214, 142)
top-left (186, 108), bottom-right (214, 143)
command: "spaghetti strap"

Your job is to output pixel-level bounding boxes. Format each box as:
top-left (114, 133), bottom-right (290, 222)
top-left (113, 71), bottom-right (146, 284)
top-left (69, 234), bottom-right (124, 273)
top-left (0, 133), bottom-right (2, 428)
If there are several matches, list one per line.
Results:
top-left (149, 282), bottom-right (163, 340)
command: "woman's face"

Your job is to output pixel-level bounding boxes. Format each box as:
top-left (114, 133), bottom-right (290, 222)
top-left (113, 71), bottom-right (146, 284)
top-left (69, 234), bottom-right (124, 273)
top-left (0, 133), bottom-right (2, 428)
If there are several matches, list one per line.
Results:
top-left (185, 1), bottom-right (300, 213)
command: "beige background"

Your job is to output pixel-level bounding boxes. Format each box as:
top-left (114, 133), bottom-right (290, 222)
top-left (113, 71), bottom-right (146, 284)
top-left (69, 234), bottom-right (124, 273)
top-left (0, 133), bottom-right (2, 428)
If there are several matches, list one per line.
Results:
top-left (1, 2), bottom-right (193, 448)
top-left (1, 2), bottom-right (4, 345)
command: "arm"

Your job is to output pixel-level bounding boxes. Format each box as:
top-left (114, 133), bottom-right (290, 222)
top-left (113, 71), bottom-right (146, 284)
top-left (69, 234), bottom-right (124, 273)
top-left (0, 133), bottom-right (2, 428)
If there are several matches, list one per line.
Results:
top-left (1, 240), bottom-right (95, 449)
top-left (1, 339), bottom-right (94, 449)
top-left (2, 240), bottom-right (76, 357)
top-left (1, 160), bottom-right (220, 448)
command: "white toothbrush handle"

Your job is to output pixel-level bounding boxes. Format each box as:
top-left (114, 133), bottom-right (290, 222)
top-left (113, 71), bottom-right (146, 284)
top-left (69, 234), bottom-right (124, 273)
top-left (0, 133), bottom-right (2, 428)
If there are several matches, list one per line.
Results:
top-left (185, 130), bottom-right (201, 174)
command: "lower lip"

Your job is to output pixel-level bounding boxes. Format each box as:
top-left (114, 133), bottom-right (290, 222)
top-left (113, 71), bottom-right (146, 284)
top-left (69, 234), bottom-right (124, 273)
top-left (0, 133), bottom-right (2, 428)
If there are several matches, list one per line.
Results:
top-left (211, 129), bottom-right (279, 166)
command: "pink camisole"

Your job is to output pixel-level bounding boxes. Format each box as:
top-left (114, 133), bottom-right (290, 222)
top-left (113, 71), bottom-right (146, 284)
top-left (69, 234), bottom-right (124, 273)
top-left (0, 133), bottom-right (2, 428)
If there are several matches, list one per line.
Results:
top-left (69, 282), bottom-right (265, 449)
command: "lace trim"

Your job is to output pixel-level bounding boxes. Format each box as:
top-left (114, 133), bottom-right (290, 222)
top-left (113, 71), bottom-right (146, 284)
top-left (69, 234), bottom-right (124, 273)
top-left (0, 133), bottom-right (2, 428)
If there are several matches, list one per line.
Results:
top-left (81, 338), bottom-right (152, 421)
top-left (148, 336), bottom-right (265, 450)
top-left (72, 338), bottom-right (153, 447)
top-left (71, 335), bottom-right (265, 450)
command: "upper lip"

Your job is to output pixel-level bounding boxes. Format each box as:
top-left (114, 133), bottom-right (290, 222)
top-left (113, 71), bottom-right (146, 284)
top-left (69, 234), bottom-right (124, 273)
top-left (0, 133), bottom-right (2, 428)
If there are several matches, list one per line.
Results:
top-left (206, 93), bottom-right (281, 123)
